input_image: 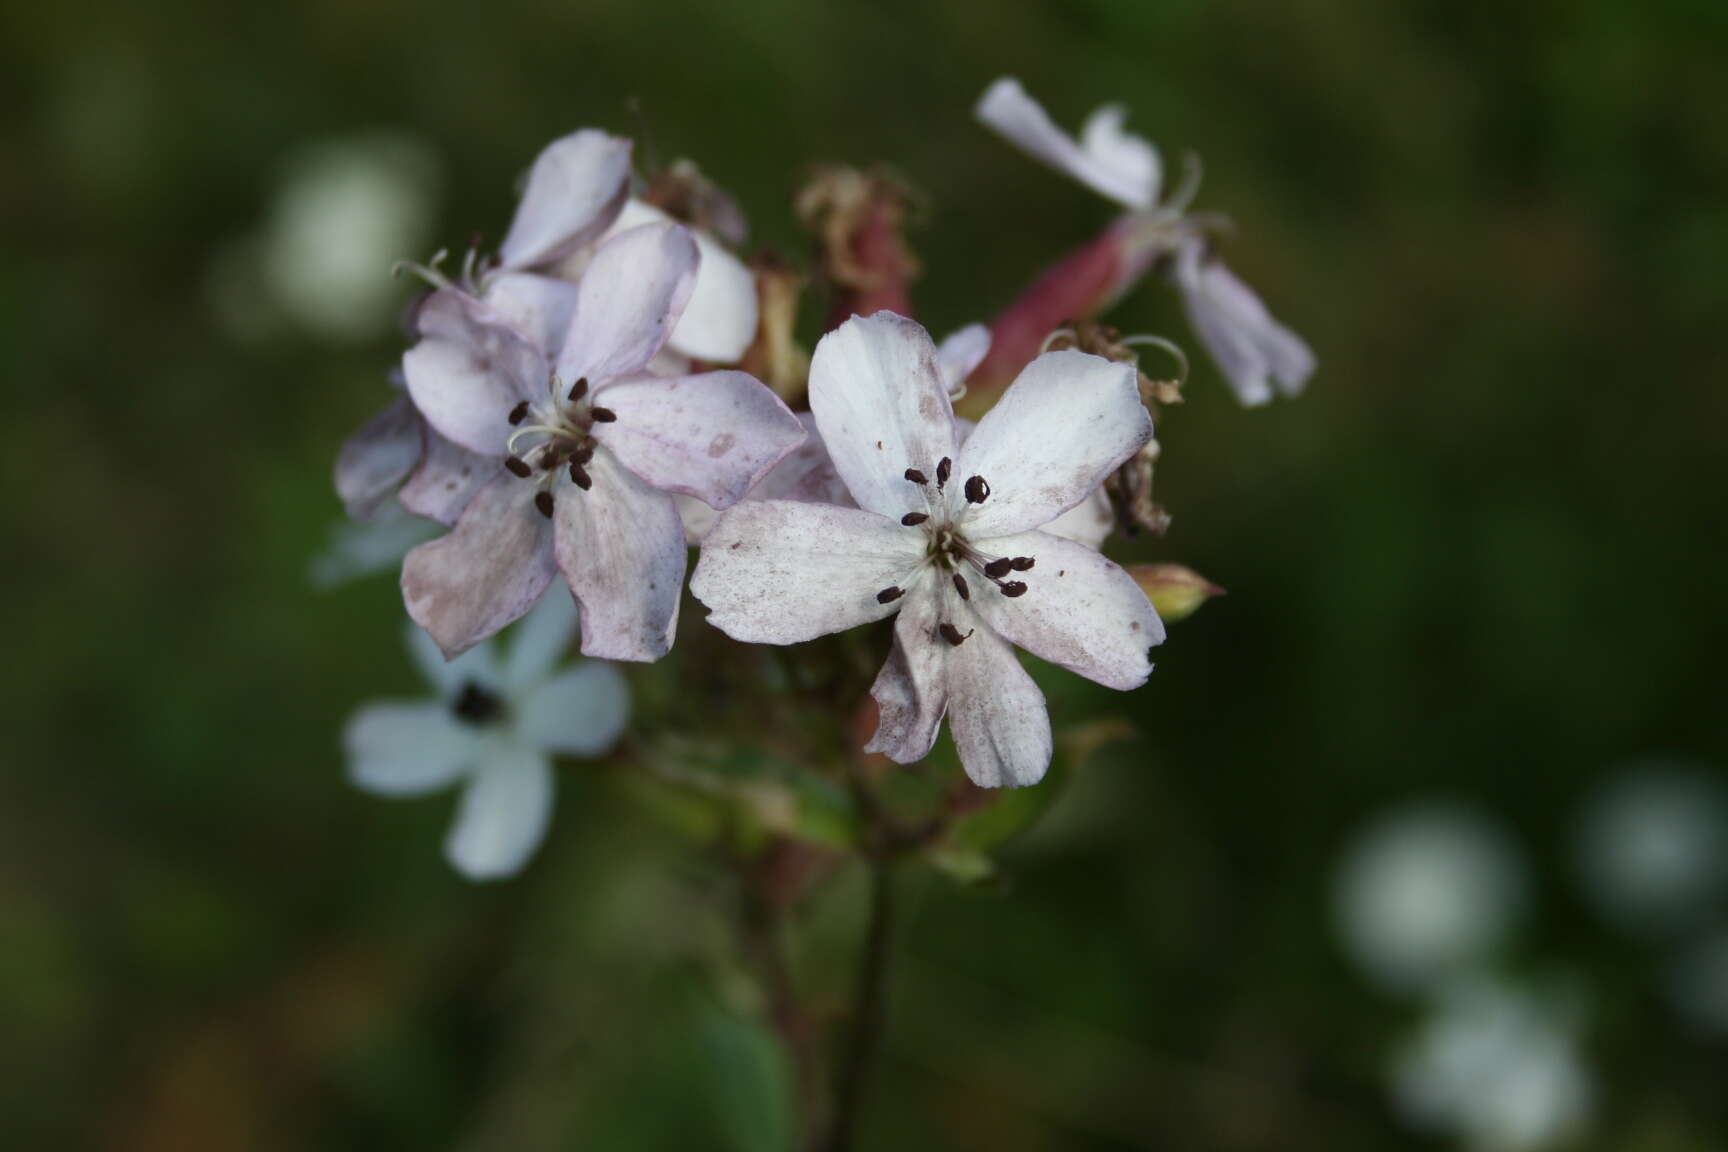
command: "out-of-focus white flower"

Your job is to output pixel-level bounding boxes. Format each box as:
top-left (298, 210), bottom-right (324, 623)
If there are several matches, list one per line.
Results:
top-left (261, 133), bottom-right (441, 343)
top-left (1334, 803), bottom-right (1527, 993)
top-left (310, 500), bottom-right (441, 589)
top-left (1392, 976), bottom-right (1592, 1152)
top-left (1172, 239), bottom-right (1315, 407)
top-left (344, 591), bottom-right (628, 880)
top-left (1575, 765), bottom-right (1728, 936)
top-left (1667, 927), bottom-right (1728, 1035)
top-left (937, 324), bottom-right (992, 399)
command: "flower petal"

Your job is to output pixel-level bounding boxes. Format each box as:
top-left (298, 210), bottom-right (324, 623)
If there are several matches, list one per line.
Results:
top-left (691, 500), bottom-right (922, 645)
top-left (498, 130), bottom-right (633, 271)
top-left (482, 271), bottom-right (580, 359)
top-left (937, 324), bottom-right (992, 396)
top-left (1041, 485), bottom-right (1114, 549)
top-left (553, 449), bottom-right (687, 662)
top-left (403, 290), bottom-right (546, 455)
top-left (1176, 243), bottom-right (1315, 406)
top-left (954, 349), bottom-right (1149, 538)
top-left (975, 78), bottom-right (1156, 211)
top-left (865, 571), bottom-right (948, 764)
top-left (1080, 104), bottom-right (1162, 207)
top-left (335, 393), bottom-right (424, 520)
top-left (444, 742), bottom-right (553, 880)
top-left (945, 620), bottom-right (1053, 788)
top-left (592, 370), bottom-right (805, 509)
top-left (399, 431), bottom-right (496, 526)
top-left (500, 586), bottom-right (579, 690)
top-left (970, 530), bottom-right (1163, 691)
top-left (749, 412), bottom-right (854, 506)
top-left (518, 662), bottom-right (631, 756)
top-left (344, 701), bottom-right (474, 796)
top-left (605, 201), bottom-right (760, 363)
top-left (556, 222), bottom-right (699, 387)
top-left (808, 312), bottom-right (959, 519)
top-left (402, 474), bottom-right (557, 658)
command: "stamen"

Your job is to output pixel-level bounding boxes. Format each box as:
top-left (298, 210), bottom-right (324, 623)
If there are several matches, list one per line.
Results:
top-left (589, 406), bottom-right (617, 423)
top-left (936, 457), bottom-right (952, 488)
top-left (938, 622), bottom-right (973, 647)
top-left (507, 401), bottom-right (530, 425)
top-left (1010, 556), bottom-right (1035, 572)
top-left (504, 456), bottom-right (532, 478)
top-left (569, 462), bottom-right (592, 490)
top-left (901, 512), bottom-right (929, 526)
top-left (964, 475), bottom-right (990, 504)
top-left (534, 491), bottom-right (555, 518)
top-left (904, 467), bottom-right (928, 484)
top-left (952, 573), bottom-right (970, 600)
top-left (876, 586), bottom-right (904, 604)
top-left (568, 376), bottom-right (589, 402)
top-left (983, 557), bottom-right (1013, 579)
top-left (572, 443), bottom-right (594, 465)
top-left (999, 581), bottom-right (1028, 598)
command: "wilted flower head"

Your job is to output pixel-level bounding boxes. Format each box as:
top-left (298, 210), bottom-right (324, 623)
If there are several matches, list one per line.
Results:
top-left (692, 312), bottom-right (1163, 787)
top-left (345, 591), bottom-right (629, 880)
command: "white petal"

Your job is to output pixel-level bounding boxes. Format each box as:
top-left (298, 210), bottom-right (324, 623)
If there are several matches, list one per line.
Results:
top-left (1177, 243), bottom-right (1315, 406)
top-left (402, 474), bottom-right (558, 657)
top-left (945, 620), bottom-right (1053, 788)
top-left (498, 130), bottom-right (633, 271)
top-left (501, 586), bottom-right (579, 690)
top-left (518, 662), bottom-right (631, 756)
top-left (444, 742), bottom-right (554, 880)
top-left (403, 290), bottom-right (545, 455)
top-left (553, 449), bottom-right (687, 662)
top-left (936, 323), bottom-right (991, 396)
top-left (607, 202), bottom-right (760, 364)
top-left (747, 412), bottom-right (854, 506)
top-left (970, 530), bottom-right (1162, 691)
top-left (865, 571), bottom-right (948, 764)
top-left (344, 701), bottom-right (474, 796)
top-left (398, 431), bottom-right (496, 526)
top-left (1041, 485), bottom-right (1114, 549)
top-left (954, 350), bottom-right (1149, 538)
top-left (592, 370), bottom-right (805, 509)
top-left (691, 500), bottom-right (923, 645)
top-left (808, 312), bottom-right (959, 518)
top-left (676, 493), bottom-right (719, 544)
top-left (309, 503), bottom-right (441, 590)
top-left (1079, 104), bottom-right (1162, 207)
top-left (975, 78), bottom-right (1156, 211)
top-left (335, 393), bottom-right (423, 520)
top-left (556, 223), bottom-right (699, 387)
top-left (482, 272), bottom-right (580, 359)
top-left (407, 614), bottom-right (500, 694)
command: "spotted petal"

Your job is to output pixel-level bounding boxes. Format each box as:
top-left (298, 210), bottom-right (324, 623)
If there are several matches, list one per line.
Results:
top-left (592, 371), bottom-right (805, 509)
top-left (557, 223), bottom-right (699, 388)
top-left (692, 501), bottom-right (923, 645)
top-left (954, 349), bottom-right (1149, 538)
top-left (498, 130), bottom-right (633, 271)
top-left (444, 742), bottom-right (553, 880)
top-left (975, 78), bottom-right (1156, 211)
top-left (808, 312), bottom-right (959, 519)
top-left (403, 290), bottom-right (546, 456)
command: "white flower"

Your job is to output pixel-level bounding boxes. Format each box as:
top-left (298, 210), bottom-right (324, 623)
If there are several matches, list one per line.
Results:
top-left (344, 591), bottom-right (628, 880)
top-left (1574, 765), bottom-right (1728, 936)
top-left (975, 77), bottom-right (1314, 407)
top-left (691, 312), bottom-right (1163, 788)
top-left (937, 323), bottom-right (992, 399)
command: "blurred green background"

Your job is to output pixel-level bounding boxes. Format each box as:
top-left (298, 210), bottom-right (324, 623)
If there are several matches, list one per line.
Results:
top-left (5, 0), bottom-right (1728, 1147)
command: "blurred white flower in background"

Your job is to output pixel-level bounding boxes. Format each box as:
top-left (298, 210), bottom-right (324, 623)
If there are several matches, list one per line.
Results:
top-left (1574, 765), bottom-right (1727, 937)
top-left (309, 500), bottom-right (440, 589)
top-left (1334, 803), bottom-right (1527, 993)
top-left (1392, 976), bottom-right (1592, 1152)
top-left (1667, 927), bottom-right (1728, 1035)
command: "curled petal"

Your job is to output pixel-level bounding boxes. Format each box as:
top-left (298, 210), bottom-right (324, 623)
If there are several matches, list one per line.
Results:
top-left (335, 393), bottom-right (424, 521)
top-left (691, 501), bottom-right (923, 645)
top-left (518, 662), bottom-right (631, 757)
top-left (593, 370), bottom-right (805, 509)
top-left (498, 130), bottom-right (633, 271)
top-left (865, 572), bottom-right (947, 764)
top-left (557, 223), bottom-right (699, 387)
top-left (553, 450), bottom-right (687, 662)
top-left (402, 474), bottom-right (557, 658)
top-left (444, 742), bottom-right (553, 880)
top-left (975, 78), bottom-right (1156, 211)
top-left (955, 349), bottom-right (1149, 538)
top-left (808, 312), bottom-right (959, 518)
top-left (1080, 104), bottom-right (1162, 207)
top-left (1176, 242), bottom-right (1315, 406)
top-left (403, 290), bottom-right (546, 455)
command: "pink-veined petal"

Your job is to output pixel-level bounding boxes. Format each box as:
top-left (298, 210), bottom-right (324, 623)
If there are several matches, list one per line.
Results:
top-left (444, 741), bottom-right (553, 880)
top-left (553, 449), bottom-right (687, 662)
top-left (344, 701), bottom-right (476, 796)
top-left (403, 290), bottom-right (546, 455)
top-left (691, 501), bottom-right (923, 645)
top-left (975, 78), bottom-right (1156, 211)
top-left (518, 662), bottom-right (631, 757)
top-left (954, 349), bottom-right (1149, 538)
top-left (808, 312), bottom-right (959, 519)
top-left (335, 393), bottom-right (424, 520)
top-left (402, 474), bottom-right (557, 658)
top-left (592, 370), bottom-right (805, 509)
top-left (556, 223), bottom-right (699, 387)
top-left (497, 130), bottom-right (633, 271)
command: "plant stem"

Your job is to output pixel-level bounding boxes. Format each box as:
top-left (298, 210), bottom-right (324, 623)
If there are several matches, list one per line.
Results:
top-left (823, 855), bottom-right (897, 1152)
top-left (741, 846), bottom-right (825, 1146)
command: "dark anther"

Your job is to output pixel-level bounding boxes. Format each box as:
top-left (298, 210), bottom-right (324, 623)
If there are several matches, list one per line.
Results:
top-left (589, 406), bottom-right (617, 422)
top-left (569, 462), bottom-right (592, 490)
top-left (534, 491), bottom-right (555, 518)
top-left (504, 456), bottom-right (532, 478)
top-left (1010, 556), bottom-right (1035, 572)
top-left (936, 457), bottom-right (952, 487)
top-left (573, 442), bottom-right (594, 465)
top-left (952, 573), bottom-right (970, 600)
top-left (939, 622), bottom-right (973, 647)
top-left (451, 680), bottom-right (504, 725)
top-left (964, 475), bottom-right (991, 504)
top-left (901, 512), bottom-right (929, 526)
top-left (568, 376), bottom-right (589, 401)
top-left (508, 400), bottom-right (530, 425)
top-left (876, 586), bottom-right (904, 604)
top-left (983, 557), bottom-right (1013, 579)
top-left (1000, 581), bottom-right (1028, 598)
top-left (904, 467), bottom-right (928, 484)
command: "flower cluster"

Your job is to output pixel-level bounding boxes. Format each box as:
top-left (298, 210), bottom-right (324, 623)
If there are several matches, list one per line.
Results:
top-left (335, 79), bottom-right (1312, 873)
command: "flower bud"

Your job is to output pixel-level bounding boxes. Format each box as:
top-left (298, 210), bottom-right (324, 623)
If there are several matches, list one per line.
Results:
top-left (1127, 563), bottom-right (1223, 623)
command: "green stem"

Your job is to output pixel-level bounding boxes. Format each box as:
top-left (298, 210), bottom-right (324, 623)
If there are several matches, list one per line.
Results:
top-left (822, 855), bottom-right (897, 1152)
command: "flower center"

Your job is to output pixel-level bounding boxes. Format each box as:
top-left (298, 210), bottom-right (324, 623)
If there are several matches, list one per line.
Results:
top-left (498, 374), bottom-right (619, 518)
top-left (450, 680), bottom-right (505, 726)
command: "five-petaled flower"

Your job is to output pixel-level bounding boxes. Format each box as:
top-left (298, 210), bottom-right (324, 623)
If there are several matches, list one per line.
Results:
top-left (400, 220), bottom-right (806, 661)
top-left (691, 312), bottom-right (1164, 787)
top-left (344, 590), bottom-right (629, 880)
